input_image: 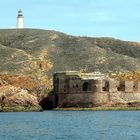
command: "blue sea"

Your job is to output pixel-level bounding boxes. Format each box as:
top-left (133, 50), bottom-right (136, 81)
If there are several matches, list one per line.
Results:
top-left (0, 111), bottom-right (140, 140)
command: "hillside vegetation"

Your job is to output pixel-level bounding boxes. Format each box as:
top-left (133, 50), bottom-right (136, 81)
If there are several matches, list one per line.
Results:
top-left (0, 29), bottom-right (140, 78)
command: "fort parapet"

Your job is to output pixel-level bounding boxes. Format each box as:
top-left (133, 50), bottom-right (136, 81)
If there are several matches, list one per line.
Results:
top-left (53, 71), bottom-right (140, 107)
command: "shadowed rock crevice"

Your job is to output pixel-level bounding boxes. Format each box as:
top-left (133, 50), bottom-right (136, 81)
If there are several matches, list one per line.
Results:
top-left (39, 97), bottom-right (54, 110)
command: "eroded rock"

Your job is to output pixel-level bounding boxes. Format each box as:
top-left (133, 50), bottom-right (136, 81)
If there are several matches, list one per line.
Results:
top-left (0, 85), bottom-right (42, 112)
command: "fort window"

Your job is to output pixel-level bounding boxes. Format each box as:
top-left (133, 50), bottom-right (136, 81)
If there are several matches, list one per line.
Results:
top-left (39, 63), bottom-right (42, 69)
top-left (103, 87), bottom-right (106, 91)
top-left (118, 81), bottom-right (125, 91)
top-left (103, 86), bottom-right (109, 91)
top-left (83, 82), bottom-right (91, 91)
top-left (56, 78), bottom-right (59, 92)
top-left (76, 84), bottom-right (79, 88)
top-left (102, 81), bottom-right (109, 91)
top-left (63, 85), bottom-right (66, 92)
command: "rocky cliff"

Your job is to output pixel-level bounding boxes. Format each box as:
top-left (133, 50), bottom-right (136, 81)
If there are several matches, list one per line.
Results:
top-left (0, 85), bottom-right (41, 112)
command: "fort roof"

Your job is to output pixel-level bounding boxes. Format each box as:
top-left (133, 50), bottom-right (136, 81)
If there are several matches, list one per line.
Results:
top-left (54, 71), bottom-right (79, 75)
top-left (54, 71), bottom-right (106, 80)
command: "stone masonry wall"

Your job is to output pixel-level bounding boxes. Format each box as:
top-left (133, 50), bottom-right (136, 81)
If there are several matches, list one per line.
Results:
top-left (54, 72), bottom-right (140, 108)
top-left (57, 92), bottom-right (109, 107)
top-left (125, 81), bottom-right (134, 93)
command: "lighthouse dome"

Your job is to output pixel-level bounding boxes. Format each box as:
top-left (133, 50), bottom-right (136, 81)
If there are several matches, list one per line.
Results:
top-left (17, 9), bottom-right (23, 17)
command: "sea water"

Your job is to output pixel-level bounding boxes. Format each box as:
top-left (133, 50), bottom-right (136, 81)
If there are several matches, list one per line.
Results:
top-left (0, 111), bottom-right (140, 140)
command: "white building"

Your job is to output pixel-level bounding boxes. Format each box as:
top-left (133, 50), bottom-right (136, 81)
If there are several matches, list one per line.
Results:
top-left (17, 9), bottom-right (24, 29)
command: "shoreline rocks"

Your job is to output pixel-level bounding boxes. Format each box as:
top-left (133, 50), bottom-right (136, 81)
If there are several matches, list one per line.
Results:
top-left (0, 85), bottom-right (42, 112)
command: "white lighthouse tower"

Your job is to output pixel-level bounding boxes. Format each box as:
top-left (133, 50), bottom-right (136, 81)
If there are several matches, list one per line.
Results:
top-left (17, 9), bottom-right (24, 29)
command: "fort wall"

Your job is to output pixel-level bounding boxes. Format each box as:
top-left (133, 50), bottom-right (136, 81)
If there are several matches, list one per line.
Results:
top-left (57, 93), bottom-right (109, 107)
top-left (53, 72), bottom-right (140, 108)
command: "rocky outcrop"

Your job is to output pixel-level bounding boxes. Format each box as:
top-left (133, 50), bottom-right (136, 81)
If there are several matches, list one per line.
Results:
top-left (0, 85), bottom-right (42, 112)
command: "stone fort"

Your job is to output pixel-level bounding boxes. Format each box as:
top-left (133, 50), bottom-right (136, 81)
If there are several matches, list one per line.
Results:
top-left (53, 71), bottom-right (140, 107)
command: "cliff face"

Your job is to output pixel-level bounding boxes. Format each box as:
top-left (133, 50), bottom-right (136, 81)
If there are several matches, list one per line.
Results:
top-left (0, 29), bottom-right (140, 78)
top-left (0, 85), bottom-right (41, 112)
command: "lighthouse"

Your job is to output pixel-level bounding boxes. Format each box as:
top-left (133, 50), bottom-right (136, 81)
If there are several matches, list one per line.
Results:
top-left (17, 9), bottom-right (24, 29)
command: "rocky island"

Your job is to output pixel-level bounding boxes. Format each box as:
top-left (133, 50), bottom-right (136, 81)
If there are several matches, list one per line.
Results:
top-left (0, 29), bottom-right (140, 111)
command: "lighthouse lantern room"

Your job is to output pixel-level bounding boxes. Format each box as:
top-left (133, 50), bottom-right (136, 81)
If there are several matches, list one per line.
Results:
top-left (17, 9), bottom-right (24, 29)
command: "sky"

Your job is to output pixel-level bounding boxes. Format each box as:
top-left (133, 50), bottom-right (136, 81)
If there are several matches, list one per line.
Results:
top-left (0, 0), bottom-right (140, 42)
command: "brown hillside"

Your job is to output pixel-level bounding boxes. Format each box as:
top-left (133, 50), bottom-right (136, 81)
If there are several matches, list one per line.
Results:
top-left (0, 29), bottom-right (140, 79)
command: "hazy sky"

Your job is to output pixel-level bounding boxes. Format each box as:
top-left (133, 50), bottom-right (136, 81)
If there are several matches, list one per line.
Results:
top-left (0, 0), bottom-right (140, 42)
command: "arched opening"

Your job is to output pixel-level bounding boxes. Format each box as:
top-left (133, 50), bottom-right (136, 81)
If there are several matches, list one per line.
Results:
top-left (118, 81), bottom-right (125, 91)
top-left (83, 82), bottom-right (90, 91)
top-left (102, 80), bottom-right (109, 91)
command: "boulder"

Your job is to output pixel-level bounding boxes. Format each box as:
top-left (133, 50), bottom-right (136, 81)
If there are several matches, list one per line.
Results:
top-left (0, 85), bottom-right (42, 112)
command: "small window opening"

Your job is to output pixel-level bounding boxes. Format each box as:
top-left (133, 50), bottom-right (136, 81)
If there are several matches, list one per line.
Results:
top-left (83, 82), bottom-right (90, 91)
